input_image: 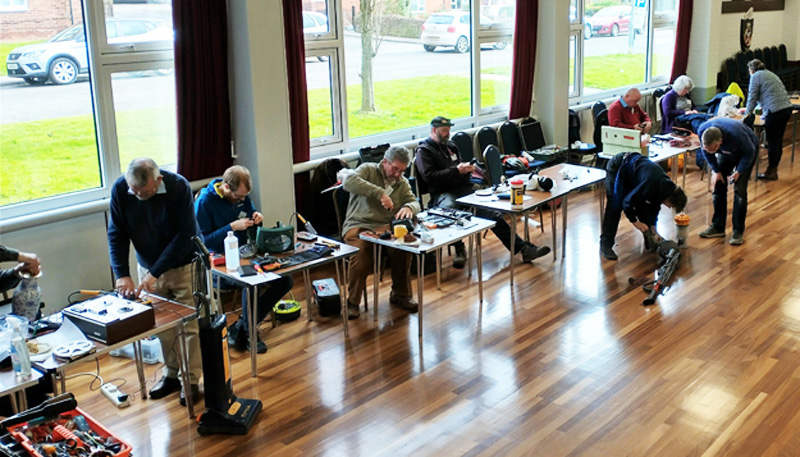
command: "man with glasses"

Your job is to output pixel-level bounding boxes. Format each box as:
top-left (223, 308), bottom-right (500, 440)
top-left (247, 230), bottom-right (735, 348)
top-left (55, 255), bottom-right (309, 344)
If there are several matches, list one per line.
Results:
top-left (107, 158), bottom-right (202, 407)
top-left (194, 165), bottom-right (293, 353)
top-left (340, 145), bottom-right (421, 319)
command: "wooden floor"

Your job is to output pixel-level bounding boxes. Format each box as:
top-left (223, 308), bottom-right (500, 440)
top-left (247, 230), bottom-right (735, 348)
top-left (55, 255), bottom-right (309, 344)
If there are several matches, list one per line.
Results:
top-left (64, 143), bottom-right (800, 456)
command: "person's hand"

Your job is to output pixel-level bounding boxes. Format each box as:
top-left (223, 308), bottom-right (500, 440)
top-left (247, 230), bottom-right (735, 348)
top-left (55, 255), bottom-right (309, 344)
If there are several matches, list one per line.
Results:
top-left (642, 121), bottom-right (652, 133)
top-left (137, 272), bottom-right (158, 296)
top-left (16, 251), bottom-right (40, 276)
top-left (116, 277), bottom-right (137, 298)
top-left (686, 110), bottom-right (698, 115)
top-left (633, 221), bottom-right (649, 233)
top-left (730, 171), bottom-right (740, 184)
top-left (457, 162), bottom-right (475, 174)
top-left (251, 211), bottom-right (264, 225)
top-left (230, 217), bottom-right (255, 231)
top-left (380, 193), bottom-right (394, 212)
top-left (633, 124), bottom-right (643, 131)
top-left (711, 171), bottom-right (724, 186)
top-left (395, 206), bottom-right (414, 220)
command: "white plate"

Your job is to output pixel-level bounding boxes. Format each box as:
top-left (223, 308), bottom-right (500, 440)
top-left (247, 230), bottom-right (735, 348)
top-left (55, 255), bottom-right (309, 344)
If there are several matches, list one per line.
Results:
top-left (475, 189), bottom-right (493, 197)
top-left (28, 340), bottom-right (52, 362)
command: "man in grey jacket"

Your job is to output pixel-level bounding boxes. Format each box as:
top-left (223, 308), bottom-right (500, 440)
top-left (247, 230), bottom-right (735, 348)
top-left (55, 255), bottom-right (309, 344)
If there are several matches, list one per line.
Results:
top-left (341, 146), bottom-right (422, 319)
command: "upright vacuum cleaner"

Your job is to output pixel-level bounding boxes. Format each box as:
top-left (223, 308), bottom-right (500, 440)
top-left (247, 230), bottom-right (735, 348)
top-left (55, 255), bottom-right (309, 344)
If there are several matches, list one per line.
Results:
top-left (191, 237), bottom-right (262, 435)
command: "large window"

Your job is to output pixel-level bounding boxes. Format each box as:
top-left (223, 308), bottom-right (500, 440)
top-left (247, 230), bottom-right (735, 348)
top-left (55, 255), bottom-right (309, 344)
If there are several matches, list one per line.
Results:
top-left (0, 1), bottom-right (175, 218)
top-left (570, 0), bottom-right (678, 103)
top-left (304, 0), bottom-right (515, 159)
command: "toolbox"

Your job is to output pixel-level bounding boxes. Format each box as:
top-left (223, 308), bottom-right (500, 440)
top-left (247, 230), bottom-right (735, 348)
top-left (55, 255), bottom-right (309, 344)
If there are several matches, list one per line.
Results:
top-left (1, 393), bottom-right (132, 457)
top-left (312, 278), bottom-right (341, 317)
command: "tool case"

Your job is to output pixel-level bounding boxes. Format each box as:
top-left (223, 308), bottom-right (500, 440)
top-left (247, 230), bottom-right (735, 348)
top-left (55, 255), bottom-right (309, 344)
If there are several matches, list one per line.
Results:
top-left (312, 278), bottom-right (341, 317)
top-left (1, 393), bottom-right (132, 457)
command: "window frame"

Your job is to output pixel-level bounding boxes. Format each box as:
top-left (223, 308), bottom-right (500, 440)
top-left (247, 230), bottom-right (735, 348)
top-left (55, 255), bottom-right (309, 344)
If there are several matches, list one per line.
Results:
top-left (0, 1), bottom-right (176, 221)
top-left (0, 0), bottom-right (27, 13)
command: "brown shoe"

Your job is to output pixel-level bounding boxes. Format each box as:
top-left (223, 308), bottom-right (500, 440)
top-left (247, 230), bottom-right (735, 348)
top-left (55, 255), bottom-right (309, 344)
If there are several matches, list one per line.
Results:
top-left (389, 292), bottom-right (419, 313)
top-left (346, 301), bottom-right (360, 320)
top-left (757, 167), bottom-right (778, 181)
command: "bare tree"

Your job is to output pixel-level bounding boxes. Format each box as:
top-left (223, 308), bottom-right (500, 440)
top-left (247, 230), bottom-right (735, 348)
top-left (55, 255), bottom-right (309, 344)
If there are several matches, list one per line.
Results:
top-left (358, 0), bottom-right (407, 113)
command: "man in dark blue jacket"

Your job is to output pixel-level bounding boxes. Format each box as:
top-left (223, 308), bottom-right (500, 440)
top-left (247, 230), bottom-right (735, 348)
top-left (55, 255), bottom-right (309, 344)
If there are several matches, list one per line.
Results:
top-left (600, 153), bottom-right (687, 260)
top-left (107, 158), bottom-right (201, 406)
top-left (195, 165), bottom-right (292, 354)
top-left (696, 118), bottom-right (759, 245)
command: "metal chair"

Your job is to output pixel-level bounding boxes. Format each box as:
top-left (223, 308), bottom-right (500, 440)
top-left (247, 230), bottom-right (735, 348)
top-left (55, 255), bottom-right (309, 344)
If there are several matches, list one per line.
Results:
top-left (476, 127), bottom-right (499, 163)
top-left (451, 131), bottom-right (475, 163)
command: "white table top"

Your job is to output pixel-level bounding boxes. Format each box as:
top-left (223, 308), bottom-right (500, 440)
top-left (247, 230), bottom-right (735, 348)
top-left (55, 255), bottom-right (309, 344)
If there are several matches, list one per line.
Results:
top-left (358, 215), bottom-right (496, 254)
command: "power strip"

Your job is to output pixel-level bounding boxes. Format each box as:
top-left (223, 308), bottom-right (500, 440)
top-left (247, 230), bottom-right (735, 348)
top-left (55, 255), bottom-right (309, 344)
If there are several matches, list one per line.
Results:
top-left (100, 383), bottom-right (130, 408)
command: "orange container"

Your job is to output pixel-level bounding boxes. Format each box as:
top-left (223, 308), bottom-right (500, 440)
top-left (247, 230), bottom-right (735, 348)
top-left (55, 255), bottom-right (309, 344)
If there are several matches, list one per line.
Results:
top-left (7, 407), bottom-right (132, 457)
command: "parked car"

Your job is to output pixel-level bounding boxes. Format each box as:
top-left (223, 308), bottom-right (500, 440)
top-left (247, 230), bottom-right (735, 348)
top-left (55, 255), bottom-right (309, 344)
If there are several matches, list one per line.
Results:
top-left (420, 11), bottom-right (511, 53)
top-left (6, 18), bottom-right (171, 85)
top-left (569, 6), bottom-right (593, 39)
top-left (586, 6), bottom-right (631, 38)
top-left (303, 11), bottom-right (329, 34)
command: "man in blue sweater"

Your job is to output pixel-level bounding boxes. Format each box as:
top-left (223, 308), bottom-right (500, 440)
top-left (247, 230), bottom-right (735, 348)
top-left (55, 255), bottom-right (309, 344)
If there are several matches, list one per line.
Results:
top-left (195, 165), bottom-right (292, 354)
top-left (107, 158), bottom-right (201, 406)
top-left (697, 118), bottom-right (759, 245)
top-left (600, 153), bottom-right (687, 260)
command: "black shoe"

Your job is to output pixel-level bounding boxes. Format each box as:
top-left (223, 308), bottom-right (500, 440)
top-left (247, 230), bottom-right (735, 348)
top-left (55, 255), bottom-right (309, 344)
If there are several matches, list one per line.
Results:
top-left (347, 301), bottom-right (361, 320)
top-left (149, 376), bottom-right (181, 399)
top-left (227, 324), bottom-right (247, 351)
top-left (757, 167), bottom-right (778, 181)
top-left (600, 245), bottom-right (618, 260)
top-left (247, 338), bottom-right (268, 354)
top-left (179, 384), bottom-right (200, 407)
top-left (521, 243), bottom-right (550, 262)
top-left (453, 247), bottom-right (467, 269)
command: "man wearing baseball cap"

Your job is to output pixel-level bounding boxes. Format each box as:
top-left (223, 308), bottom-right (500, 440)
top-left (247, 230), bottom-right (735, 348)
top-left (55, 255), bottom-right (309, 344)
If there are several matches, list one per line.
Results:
top-left (415, 116), bottom-right (550, 268)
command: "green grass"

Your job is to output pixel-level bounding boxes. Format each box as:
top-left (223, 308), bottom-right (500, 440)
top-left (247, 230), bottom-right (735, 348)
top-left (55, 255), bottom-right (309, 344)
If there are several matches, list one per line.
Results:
top-left (0, 109), bottom-right (176, 206)
top-left (584, 53), bottom-right (647, 89)
top-left (0, 41), bottom-right (40, 77)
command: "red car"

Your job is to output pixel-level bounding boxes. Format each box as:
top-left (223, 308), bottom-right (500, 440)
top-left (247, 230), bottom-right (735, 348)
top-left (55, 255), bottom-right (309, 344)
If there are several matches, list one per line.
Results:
top-left (587, 6), bottom-right (631, 38)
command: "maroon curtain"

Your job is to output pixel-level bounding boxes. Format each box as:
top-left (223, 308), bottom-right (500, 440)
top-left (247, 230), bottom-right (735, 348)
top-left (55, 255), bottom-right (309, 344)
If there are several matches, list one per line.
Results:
top-left (173, 0), bottom-right (232, 181)
top-left (669, 0), bottom-right (693, 83)
top-left (283, 0), bottom-right (311, 212)
top-left (509, 0), bottom-right (538, 119)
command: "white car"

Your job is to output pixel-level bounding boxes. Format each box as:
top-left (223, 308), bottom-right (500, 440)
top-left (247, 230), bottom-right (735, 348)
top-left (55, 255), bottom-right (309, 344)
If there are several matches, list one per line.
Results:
top-left (420, 11), bottom-right (511, 53)
top-left (6, 18), bottom-right (171, 85)
top-left (303, 11), bottom-right (329, 35)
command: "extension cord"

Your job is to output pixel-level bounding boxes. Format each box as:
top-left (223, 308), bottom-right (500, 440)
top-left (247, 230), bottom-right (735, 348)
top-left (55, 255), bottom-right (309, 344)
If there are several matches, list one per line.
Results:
top-left (100, 382), bottom-right (130, 408)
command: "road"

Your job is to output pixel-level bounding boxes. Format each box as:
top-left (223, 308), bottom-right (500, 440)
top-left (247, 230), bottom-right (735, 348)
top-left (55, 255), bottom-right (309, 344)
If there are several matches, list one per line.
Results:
top-left (1, 30), bottom-right (677, 124)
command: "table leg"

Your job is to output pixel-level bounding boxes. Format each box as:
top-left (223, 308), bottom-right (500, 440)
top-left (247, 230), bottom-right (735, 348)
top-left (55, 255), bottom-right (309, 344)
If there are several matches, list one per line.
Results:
top-left (9, 391), bottom-right (18, 414)
top-left (562, 194), bottom-right (569, 259)
top-left (176, 320), bottom-right (195, 418)
top-left (681, 151), bottom-right (686, 188)
top-left (304, 270), bottom-right (313, 322)
top-left (467, 234), bottom-right (474, 278)
top-left (133, 339), bottom-right (148, 400)
top-left (18, 391), bottom-right (27, 411)
top-left (476, 233), bottom-right (484, 303)
top-left (792, 110), bottom-right (797, 162)
top-left (417, 253), bottom-right (424, 339)
top-left (671, 153), bottom-right (678, 183)
top-left (436, 248), bottom-right (441, 290)
top-left (598, 184), bottom-right (605, 223)
top-left (524, 212), bottom-right (530, 242)
top-left (59, 370), bottom-right (66, 394)
top-left (334, 260), bottom-right (349, 338)
top-left (373, 245), bottom-right (380, 322)
top-left (509, 213), bottom-right (517, 286)
top-left (550, 201), bottom-right (558, 261)
top-left (247, 287), bottom-right (258, 377)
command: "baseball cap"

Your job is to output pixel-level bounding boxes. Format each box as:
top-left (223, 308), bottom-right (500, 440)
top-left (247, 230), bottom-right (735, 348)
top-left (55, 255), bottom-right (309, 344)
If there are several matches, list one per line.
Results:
top-left (431, 116), bottom-right (454, 128)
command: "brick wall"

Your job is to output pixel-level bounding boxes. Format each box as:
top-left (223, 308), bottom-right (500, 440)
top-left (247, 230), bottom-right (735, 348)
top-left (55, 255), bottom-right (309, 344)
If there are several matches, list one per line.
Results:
top-left (0, 0), bottom-right (83, 43)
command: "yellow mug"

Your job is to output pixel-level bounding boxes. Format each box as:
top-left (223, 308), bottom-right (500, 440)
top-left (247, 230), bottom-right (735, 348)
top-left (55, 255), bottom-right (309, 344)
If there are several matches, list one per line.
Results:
top-left (393, 225), bottom-right (408, 239)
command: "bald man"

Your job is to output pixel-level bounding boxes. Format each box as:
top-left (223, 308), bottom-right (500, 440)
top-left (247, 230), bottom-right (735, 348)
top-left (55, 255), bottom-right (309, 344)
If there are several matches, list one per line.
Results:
top-left (608, 88), bottom-right (652, 133)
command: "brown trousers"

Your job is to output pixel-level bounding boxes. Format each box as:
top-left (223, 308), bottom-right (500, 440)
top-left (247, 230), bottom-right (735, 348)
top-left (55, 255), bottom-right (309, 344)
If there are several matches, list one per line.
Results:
top-left (344, 227), bottom-right (413, 303)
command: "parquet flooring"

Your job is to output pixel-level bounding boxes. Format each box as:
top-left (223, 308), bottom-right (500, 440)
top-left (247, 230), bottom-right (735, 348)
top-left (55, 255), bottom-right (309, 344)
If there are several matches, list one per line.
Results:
top-left (64, 143), bottom-right (800, 457)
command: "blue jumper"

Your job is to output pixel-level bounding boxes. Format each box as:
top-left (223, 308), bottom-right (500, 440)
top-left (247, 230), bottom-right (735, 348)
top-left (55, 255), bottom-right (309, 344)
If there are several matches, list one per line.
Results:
top-left (194, 179), bottom-right (257, 253)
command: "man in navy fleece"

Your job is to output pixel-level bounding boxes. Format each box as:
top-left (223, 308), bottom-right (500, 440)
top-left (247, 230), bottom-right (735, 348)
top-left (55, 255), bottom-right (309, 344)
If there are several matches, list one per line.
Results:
top-left (195, 165), bottom-right (292, 354)
top-left (697, 118), bottom-right (759, 246)
top-left (107, 158), bottom-right (201, 406)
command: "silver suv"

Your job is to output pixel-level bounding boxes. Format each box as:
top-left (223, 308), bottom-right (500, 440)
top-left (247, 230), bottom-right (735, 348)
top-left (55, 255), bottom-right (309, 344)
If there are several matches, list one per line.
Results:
top-left (6, 18), bottom-right (171, 85)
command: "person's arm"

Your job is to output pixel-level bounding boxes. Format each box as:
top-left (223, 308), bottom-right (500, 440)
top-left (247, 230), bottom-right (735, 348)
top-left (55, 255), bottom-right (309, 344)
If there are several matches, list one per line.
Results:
top-left (341, 165), bottom-right (385, 201)
top-left (148, 181), bottom-right (198, 278)
top-left (663, 91), bottom-right (685, 120)
top-left (415, 146), bottom-right (461, 186)
top-left (107, 184), bottom-right (132, 280)
top-left (735, 127), bottom-right (759, 172)
top-left (636, 105), bottom-right (652, 125)
top-left (621, 181), bottom-right (648, 224)
top-left (0, 269), bottom-right (21, 294)
top-left (745, 73), bottom-right (760, 116)
top-left (0, 245), bottom-right (19, 262)
top-left (194, 197), bottom-right (230, 253)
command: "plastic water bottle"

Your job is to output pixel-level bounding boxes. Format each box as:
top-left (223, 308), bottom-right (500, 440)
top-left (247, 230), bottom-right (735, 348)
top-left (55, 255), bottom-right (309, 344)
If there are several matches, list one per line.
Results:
top-left (10, 320), bottom-right (31, 379)
top-left (224, 231), bottom-right (240, 272)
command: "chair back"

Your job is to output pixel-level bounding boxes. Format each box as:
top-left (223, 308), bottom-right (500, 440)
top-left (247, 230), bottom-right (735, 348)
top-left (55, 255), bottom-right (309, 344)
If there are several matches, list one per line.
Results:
top-left (451, 131), bottom-right (474, 163)
top-left (753, 47), bottom-right (764, 63)
top-left (770, 46), bottom-right (782, 71)
top-left (519, 117), bottom-right (546, 151)
top-left (779, 44), bottom-right (788, 67)
top-left (358, 143), bottom-right (389, 164)
top-left (724, 58), bottom-right (738, 86)
top-left (483, 145), bottom-right (504, 186)
top-left (499, 121), bottom-right (524, 156)
top-left (593, 109), bottom-right (609, 153)
top-left (331, 187), bottom-right (350, 240)
top-left (410, 160), bottom-right (428, 206)
top-left (763, 49), bottom-right (774, 71)
top-left (744, 49), bottom-right (754, 64)
top-left (591, 100), bottom-right (607, 120)
top-left (736, 52), bottom-right (749, 83)
top-left (476, 127), bottom-right (499, 162)
top-left (568, 109), bottom-right (582, 145)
